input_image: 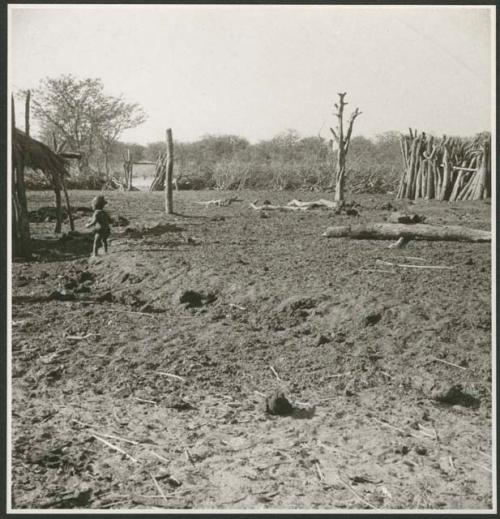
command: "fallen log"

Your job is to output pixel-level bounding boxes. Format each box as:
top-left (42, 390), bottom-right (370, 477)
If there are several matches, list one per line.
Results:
top-left (287, 199), bottom-right (339, 210)
top-left (322, 223), bottom-right (491, 242)
top-left (250, 202), bottom-right (304, 211)
top-left (196, 197), bottom-right (243, 207)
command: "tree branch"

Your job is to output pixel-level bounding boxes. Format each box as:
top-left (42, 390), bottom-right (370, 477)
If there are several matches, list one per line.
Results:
top-left (330, 127), bottom-right (339, 143)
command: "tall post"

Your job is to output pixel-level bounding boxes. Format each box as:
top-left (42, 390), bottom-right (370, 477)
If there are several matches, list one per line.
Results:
top-left (165, 128), bottom-right (174, 214)
top-left (25, 90), bottom-right (31, 137)
top-left (126, 149), bottom-right (133, 190)
top-left (12, 95), bottom-right (31, 257)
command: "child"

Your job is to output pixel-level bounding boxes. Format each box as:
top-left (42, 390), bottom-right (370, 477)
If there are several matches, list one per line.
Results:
top-left (86, 195), bottom-right (111, 257)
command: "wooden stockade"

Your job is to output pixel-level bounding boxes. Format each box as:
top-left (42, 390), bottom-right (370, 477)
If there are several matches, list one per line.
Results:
top-left (397, 129), bottom-right (491, 201)
top-left (149, 153), bottom-right (167, 191)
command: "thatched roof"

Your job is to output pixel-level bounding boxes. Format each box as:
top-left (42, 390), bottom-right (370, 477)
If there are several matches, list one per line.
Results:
top-left (13, 128), bottom-right (69, 179)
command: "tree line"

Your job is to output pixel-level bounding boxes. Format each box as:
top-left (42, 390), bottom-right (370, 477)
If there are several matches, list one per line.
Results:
top-left (20, 75), bottom-right (487, 193)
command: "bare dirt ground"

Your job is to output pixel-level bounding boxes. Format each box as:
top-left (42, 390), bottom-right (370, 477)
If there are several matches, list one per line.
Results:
top-left (11, 189), bottom-right (493, 511)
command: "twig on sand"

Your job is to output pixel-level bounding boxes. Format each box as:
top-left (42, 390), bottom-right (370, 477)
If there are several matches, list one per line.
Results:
top-left (376, 259), bottom-right (454, 270)
top-left (65, 333), bottom-right (96, 341)
top-left (315, 462), bottom-right (325, 482)
top-left (269, 365), bottom-right (282, 381)
top-left (150, 473), bottom-right (169, 506)
top-left (92, 434), bottom-right (138, 463)
top-left (371, 416), bottom-right (407, 436)
top-left (134, 396), bottom-right (158, 405)
top-left (229, 303), bottom-right (247, 311)
top-left (91, 431), bottom-right (139, 445)
top-left (469, 461), bottom-right (492, 473)
top-left (330, 372), bottom-right (352, 378)
top-left (402, 255), bottom-right (426, 262)
top-left (184, 447), bottom-right (195, 466)
top-left (156, 372), bottom-right (186, 382)
top-left (429, 356), bottom-right (467, 370)
top-left (254, 390), bottom-right (266, 398)
top-left (107, 309), bottom-right (158, 317)
top-left (360, 268), bottom-right (393, 274)
top-left (71, 418), bottom-right (94, 428)
top-left (336, 474), bottom-right (378, 510)
top-left (149, 450), bottom-right (170, 465)
top-left (371, 416), bottom-right (424, 441)
top-left (101, 499), bottom-right (130, 509)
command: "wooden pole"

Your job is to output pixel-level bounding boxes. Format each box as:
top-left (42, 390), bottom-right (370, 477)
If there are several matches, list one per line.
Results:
top-left (61, 176), bottom-right (74, 231)
top-left (12, 96), bottom-right (31, 257)
top-left (126, 149), bottom-right (133, 190)
top-left (25, 90), bottom-right (30, 137)
top-left (165, 128), bottom-right (174, 214)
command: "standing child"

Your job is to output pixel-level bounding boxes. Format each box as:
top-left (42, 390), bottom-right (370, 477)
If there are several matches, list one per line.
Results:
top-left (86, 195), bottom-right (111, 257)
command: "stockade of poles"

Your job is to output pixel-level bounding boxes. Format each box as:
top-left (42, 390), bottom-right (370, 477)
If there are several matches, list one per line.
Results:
top-left (397, 129), bottom-right (491, 201)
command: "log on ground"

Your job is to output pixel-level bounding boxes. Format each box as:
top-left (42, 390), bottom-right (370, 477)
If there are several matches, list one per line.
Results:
top-left (322, 223), bottom-right (490, 242)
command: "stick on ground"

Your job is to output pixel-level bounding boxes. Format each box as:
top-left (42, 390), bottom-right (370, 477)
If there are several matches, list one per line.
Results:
top-left (92, 434), bottom-right (138, 463)
top-left (429, 356), bottom-right (467, 370)
top-left (269, 365), bottom-right (282, 381)
top-left (156, 372), bottom-right (186, 382)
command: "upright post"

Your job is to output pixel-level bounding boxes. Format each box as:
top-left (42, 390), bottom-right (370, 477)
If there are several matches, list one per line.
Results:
top-left (25, 90), bottom-right (30, 137)
top-left (126, 149), bottom-right (133, 190)
top-left (165, 128), bottom-right (174, 214)
top-left (12, 95), bottom-right (31, 257)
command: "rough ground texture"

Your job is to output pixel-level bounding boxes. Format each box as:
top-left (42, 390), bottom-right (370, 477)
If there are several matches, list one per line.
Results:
top-left (11, 190), bottom-right (492, 511)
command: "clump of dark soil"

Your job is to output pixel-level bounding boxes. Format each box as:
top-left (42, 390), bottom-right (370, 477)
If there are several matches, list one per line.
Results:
top-left (178, 290), bottom-right (217, 308)
top-left (265, 390), bottom-right (294, 416)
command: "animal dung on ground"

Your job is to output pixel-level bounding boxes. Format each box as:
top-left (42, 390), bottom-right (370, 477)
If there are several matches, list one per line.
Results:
top-left (47, 289), bottom-right (76, 302)
top-left (387, 212), bottom-right (425, 224)
top-left (265, 390), bottom-right (294, 416)
top-left (363, 309), bottom-right (383, 326)
top-left (316, 334), bottom-right (331, 346)
top-left (178, 290), bottom-right (217, 309)
top-left (430, 384), bottom-right (480, 408)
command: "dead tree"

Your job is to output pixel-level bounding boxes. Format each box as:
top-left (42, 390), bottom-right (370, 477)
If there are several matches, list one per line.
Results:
top-left (165, 128), bottom-right (174, 214)
top-left (329, 92), bottom-right (362, 203)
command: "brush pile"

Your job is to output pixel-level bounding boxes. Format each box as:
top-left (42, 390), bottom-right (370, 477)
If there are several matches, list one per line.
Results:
top-left (397, 130), bottom-right (491, 201)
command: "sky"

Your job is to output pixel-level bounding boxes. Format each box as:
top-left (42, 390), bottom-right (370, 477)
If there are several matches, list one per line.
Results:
top-left (9, 5), bottom-right (494, 145)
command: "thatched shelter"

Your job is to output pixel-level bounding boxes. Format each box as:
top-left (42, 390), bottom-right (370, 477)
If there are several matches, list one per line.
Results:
top-left (12, 128), bottom-right (74, 258)
top-left (13, 128), bottom-right (68, 178)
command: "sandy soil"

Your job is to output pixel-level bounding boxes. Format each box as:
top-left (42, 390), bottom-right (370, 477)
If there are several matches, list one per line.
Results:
top-left (10, 189), bottom-right (493, 511)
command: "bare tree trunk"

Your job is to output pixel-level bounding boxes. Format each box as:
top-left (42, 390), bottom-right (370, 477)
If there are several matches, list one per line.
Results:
top-left (329, 93), bottom-right (361, 203)
top-left (165, 129), bottom-right (174, 214)
top-left (334, 149), bottom-right (346, 202)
